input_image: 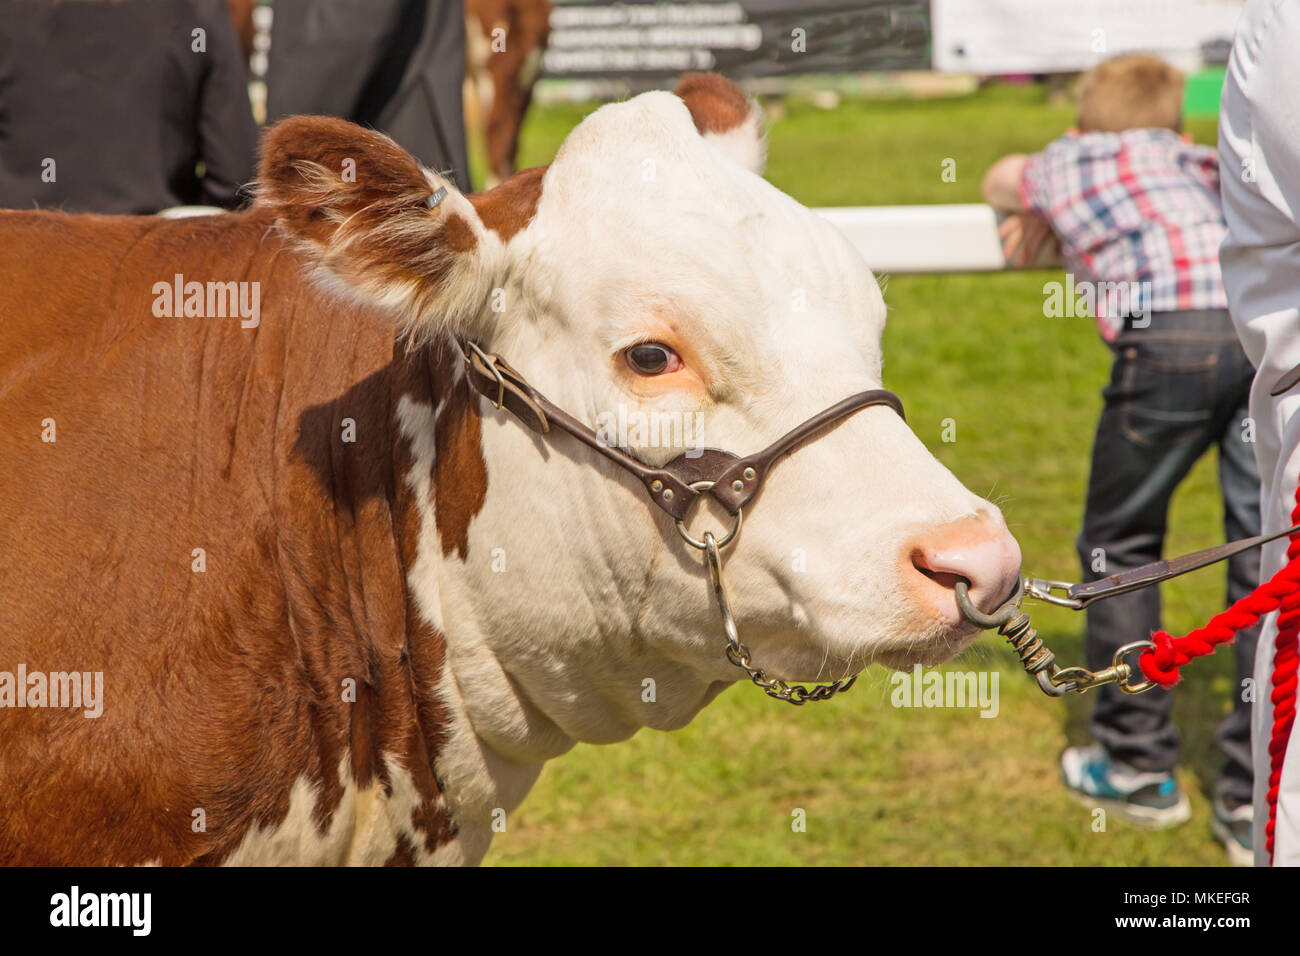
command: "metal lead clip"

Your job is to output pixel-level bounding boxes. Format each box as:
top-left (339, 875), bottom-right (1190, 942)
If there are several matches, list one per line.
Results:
top-left (956, 578), bottom-right (1156, 697)
top-left (1023, 577), bottom-right (1084, 610)
top-left (1026, 523), bottom-right (1300, 612)
top-left (982, 522), bottom-right (1300, 696)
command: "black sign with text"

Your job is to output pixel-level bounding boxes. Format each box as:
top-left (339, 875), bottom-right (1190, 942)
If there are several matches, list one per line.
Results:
top-left (542, 0), bottom-right (931, 80)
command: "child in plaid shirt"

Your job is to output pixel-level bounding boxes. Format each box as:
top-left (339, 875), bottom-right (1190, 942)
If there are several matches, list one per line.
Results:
top-left (982, 54), bottom-right (1261, 864)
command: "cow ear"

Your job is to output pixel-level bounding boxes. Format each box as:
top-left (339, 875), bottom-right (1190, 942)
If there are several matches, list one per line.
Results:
top-left (256, 116), bottom-right (496, 341)
top-left (674, 73), bottom-right (766, 175)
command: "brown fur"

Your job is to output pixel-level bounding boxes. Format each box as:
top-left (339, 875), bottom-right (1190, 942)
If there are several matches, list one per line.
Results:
top-left (256, 116), bottom-right (483, 340)
top-left (470, 164), bottom-right (547, 240)
top-left (675, 72), bottom-right (753, 135)
top-left (0, 207), bottom-right (474, 864)
top-left (0, 83), bottom-right (750, 864)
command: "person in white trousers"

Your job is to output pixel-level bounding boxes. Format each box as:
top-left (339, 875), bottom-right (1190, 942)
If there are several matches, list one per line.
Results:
top-left (1219, 0), bottom-right (1300, 866)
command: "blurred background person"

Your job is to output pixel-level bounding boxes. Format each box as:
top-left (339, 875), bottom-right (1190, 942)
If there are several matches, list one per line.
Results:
top-left (0, 0), bottom-right (257, 213)
top-left (983, 53), bottom-right (1260, 864)
top-left (265, 0), bottom-right (471, 192)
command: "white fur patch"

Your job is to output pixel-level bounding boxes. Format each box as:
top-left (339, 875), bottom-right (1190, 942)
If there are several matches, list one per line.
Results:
top-left (220, 761), bottom-right (393, 866)
top-left (218, 756), bottom-right (467, 866)
top-left (703, 103), bottom-right (767, 175)
top-left (396, 390), bottom-right (544, 866)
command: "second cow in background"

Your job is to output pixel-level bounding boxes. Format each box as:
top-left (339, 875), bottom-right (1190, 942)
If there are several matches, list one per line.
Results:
top-left (464, 0), bottom-right (552, 187)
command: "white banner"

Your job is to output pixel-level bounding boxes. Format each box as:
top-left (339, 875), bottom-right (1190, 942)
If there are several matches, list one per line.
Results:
top-left (931, 0), bottom-right (1244, 74)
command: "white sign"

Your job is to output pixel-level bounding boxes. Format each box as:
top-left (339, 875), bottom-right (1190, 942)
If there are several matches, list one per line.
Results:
top-left (931, 0), bottom-right (1243, 74)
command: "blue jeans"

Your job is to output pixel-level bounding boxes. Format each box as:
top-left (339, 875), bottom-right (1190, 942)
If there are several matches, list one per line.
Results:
top-left (1075, 309), bottom-right (1260, 808)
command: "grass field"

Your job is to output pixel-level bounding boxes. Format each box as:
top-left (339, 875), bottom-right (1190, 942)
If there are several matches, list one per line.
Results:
top-left (479, 83), bottom-right (1239, 866)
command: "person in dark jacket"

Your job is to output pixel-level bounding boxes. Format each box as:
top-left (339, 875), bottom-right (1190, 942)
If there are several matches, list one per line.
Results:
top-left (0, 0), bottom-right (258, 214)
top-left (265, 0), bottom-right (471, 193)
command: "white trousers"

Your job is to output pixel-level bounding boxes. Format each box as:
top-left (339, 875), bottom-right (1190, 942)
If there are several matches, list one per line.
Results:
top-left (1219, 0), bottom-right (1300, 866)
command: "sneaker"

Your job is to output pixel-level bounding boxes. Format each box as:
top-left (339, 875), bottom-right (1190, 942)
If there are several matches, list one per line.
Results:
top-left (1060, 743), bottom-right (1191, 829)
top-left (1210, 798), bottom-right (1254, 866)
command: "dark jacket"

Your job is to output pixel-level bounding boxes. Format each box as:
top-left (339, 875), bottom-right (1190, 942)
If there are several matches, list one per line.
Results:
top-left (266, 0), bottom-right (471, 192)
top-left (0, 0), bottom-right (258, 213)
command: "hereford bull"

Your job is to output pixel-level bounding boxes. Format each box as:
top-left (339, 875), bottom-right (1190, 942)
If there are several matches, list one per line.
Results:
top-left (0, 74), bottom-right (1020, 865)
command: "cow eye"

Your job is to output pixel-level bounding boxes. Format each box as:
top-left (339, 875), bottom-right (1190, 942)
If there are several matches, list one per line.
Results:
top-left (625, 342), bottom-right (681, 376)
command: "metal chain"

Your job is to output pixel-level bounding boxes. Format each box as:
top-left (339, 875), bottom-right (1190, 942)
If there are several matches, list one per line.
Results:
top-left (698, 530), bottom-right (858, 705)
top-left (669, 482), bottom-right (855, 704)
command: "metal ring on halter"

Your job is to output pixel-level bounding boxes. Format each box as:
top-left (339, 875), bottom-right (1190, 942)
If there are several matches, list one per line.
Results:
top-left (1113, 640), bottom-right (1158, 696)
top-left (675, 480), bottom-right (743, 550)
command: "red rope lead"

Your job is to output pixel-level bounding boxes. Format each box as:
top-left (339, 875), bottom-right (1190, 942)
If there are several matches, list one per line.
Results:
top-left (1137, 482), bottom-right (1300, 864)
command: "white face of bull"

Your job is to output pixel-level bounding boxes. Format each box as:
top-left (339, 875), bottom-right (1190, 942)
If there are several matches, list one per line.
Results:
top-left (261, 76), bottom-right (1021, 759)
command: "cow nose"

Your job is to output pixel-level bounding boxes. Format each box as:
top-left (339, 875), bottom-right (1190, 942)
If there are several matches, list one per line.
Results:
top-left (905, 514), bottom-right (1022, 626)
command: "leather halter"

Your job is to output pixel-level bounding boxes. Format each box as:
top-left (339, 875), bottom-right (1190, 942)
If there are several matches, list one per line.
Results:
top-left (459, 340), bottom-right (905, 522)
top-left (456, 339), bottom-right (1300, 702)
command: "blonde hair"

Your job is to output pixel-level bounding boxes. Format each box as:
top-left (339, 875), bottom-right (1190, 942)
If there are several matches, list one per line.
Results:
top-left (1077, 54), bottom-right (1184, 133)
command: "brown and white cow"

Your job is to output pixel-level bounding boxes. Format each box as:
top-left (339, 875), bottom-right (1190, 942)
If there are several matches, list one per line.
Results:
top-left (0, 75), bottom-right (1019, 865)
top-left (464, 0), bottom-right (552, 188)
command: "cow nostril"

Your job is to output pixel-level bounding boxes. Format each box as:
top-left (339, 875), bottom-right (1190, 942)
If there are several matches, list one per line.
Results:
top-left (905, 524), bottom-right (1022, 622)
top-left (911, 551), bottom-right (971, 591)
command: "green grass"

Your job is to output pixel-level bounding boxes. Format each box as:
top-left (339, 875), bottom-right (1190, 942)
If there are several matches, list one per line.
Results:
top-left (482, 82), bottom-right (1237, 866)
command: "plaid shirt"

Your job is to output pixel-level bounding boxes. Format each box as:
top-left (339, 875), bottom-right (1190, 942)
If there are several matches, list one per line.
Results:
top-left (1020, 128), bottom-right (1228, 340)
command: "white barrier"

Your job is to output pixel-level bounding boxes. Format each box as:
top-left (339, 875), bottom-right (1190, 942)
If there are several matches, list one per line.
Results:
top-left (814, 203), bottom-right (1017, 275)
top-left (157, 202), bottom-right (1023, 275)
top-left (157, 205), bottom-right (223, 219)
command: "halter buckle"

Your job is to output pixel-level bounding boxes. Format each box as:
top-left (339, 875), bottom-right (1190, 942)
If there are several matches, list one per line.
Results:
top-left (464, 340), bottom-right (507, 410)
